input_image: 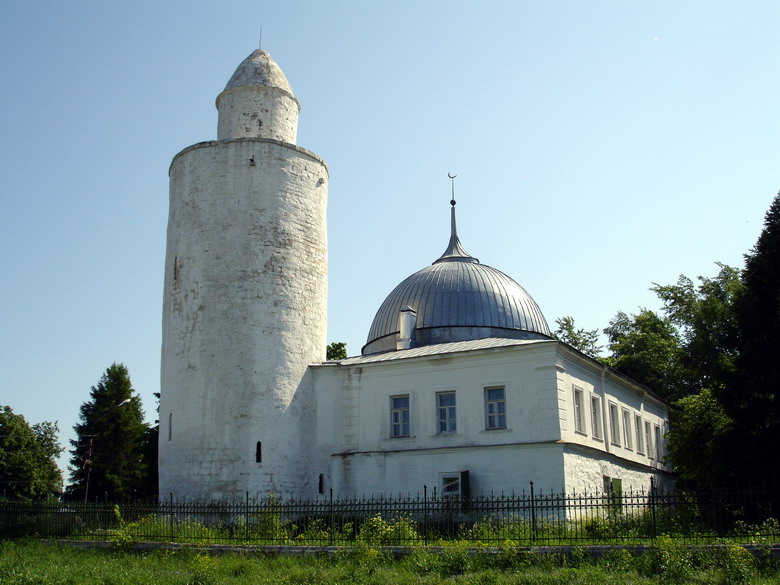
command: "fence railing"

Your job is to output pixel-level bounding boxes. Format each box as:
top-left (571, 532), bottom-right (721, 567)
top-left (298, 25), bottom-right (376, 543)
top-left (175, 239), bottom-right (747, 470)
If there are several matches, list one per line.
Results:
top-left (2, 485), bottom-right (779, 546)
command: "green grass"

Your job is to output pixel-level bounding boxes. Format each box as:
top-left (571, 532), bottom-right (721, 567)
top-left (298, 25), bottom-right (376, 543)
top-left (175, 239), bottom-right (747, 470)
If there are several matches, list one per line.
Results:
top-left (1, 540), bottom-right (779, 585)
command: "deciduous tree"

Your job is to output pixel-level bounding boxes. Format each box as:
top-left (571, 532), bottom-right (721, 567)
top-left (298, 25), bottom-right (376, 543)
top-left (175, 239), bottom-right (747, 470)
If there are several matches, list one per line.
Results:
top-left (554, 316), bottom-right (603, 359)
top-left (326, 342), bottom-right (347, 360)
top-left (0, 406), bottom-right (62, 499)
top-left (603, 309), bottom-right (685, 401)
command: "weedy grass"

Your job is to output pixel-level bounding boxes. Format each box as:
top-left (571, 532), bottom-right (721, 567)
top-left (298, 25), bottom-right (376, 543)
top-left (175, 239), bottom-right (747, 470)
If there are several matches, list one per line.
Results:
top-left (1, 539), bottom-right (779, 585)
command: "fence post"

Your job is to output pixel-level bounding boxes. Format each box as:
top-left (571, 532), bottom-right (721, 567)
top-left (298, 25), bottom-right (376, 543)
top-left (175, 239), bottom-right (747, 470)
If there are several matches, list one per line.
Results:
top-left (329, 488), bottom-right (334, 546)
top-left (169, 492), bottom-right (174, 542)
top-left (649, 477), bottom-right (657, 539)
top-left (423, 484), bottom-right (428, 545)
top-left (245, 492), bottom-right (250, 542)
top-left (530, 481), bottom-right (537, 543)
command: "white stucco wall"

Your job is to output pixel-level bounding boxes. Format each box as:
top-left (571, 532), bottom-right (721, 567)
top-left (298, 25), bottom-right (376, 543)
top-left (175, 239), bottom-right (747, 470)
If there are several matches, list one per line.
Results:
top-left (310, 340), bottom-right (671, 500)
top-left (217, 86), bottom-right (299, 143)
top-left (159, 138), bottom-right (328, 501)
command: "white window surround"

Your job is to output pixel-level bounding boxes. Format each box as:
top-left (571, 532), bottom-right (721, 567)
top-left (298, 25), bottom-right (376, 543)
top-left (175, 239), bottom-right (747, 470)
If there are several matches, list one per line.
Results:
top-left (485, 386), bottom-right (507, 430)
top-left (635, 413), bottom-right (644, 454)
top-left (608, 402), bottom-right (620, 446)
top-left (437, 391), bottom-right (457, 434)
top-left (390, 395), bottom-right (410, 438)
top-left (590, 394), bottom-right (603, 440)
top-left (622, 407), bottom-right (632, 450)
top-left (645, 420), bottom-right (653, 459)
top-left (654, 424), bottom-right (662, 461)
top-left (573, 387), bottom-right (585, 434)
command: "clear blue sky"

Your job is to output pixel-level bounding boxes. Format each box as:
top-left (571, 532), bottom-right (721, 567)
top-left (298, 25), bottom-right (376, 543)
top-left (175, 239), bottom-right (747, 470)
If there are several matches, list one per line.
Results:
top-left (1, 1), bottom-right (777, 480)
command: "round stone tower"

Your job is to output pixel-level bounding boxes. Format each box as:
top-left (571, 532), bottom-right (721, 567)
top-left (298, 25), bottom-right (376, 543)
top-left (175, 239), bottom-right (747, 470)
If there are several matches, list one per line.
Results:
top-left (159, 50), bottom-right (328, 501)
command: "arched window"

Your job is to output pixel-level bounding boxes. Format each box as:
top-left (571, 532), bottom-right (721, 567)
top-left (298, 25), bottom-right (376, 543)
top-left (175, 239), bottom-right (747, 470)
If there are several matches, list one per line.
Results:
top-left (255, 441), bottom-right (262, 463)
top-left (318, 473), bottom-right (324, 494)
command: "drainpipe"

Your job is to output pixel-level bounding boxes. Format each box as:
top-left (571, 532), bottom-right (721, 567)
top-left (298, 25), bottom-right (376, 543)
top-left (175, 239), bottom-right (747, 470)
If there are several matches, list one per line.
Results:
top-left (600, 365), bottom-right (610, 455)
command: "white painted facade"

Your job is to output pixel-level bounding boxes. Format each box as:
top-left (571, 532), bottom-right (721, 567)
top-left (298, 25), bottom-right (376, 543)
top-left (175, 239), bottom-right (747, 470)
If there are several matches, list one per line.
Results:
top-left (309, 339), bottom-right (671, 499)
top-left (159, 50), bottom-right (328, 501)
top-left (158, 50), bottom-right (672, 503)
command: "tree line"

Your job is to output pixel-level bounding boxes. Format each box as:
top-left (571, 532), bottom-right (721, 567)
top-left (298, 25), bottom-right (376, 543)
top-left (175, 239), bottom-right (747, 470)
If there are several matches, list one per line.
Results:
top-left (556, 191), bottom-right (780, 490)
top-left (1, 364), bottom-right (157, 501)
top-left (3, 193), bottom-right (778, 499)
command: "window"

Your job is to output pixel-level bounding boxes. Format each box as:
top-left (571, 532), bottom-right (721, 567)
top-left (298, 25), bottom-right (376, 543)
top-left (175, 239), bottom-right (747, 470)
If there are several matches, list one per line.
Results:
top-left (391, 395), bottom-right (410, 437)
top-left (573, 387), bottom-right (585, 433)
top-left (442, 475), bottom-right (461, 500)
top-left (603, 476), bottom-right (623, 507)
top-left (654, 424), bottom-right (662, 461)
top-left (440, 470), bottom-right (470, 501)
top-left (622, 408), bottom-right (632, 450)
top-left (437, 392), bottom-right (456, 434)
top-left (590, 395), bottom-right (602, 439)
top-left (609, 402), bottom-right (620, 446)
top-left (645, 421), bottom-right (653, 459)
top-left (318, 474), bottom-right (324, 494)
top-left (635, 414), bottom-right (644, 454)
top-left (485, 387), bottom-right (506, 429)
top-left (255, 441), bottom-right (262, 463)
top-left (168, 413), bottom-right (172, 441)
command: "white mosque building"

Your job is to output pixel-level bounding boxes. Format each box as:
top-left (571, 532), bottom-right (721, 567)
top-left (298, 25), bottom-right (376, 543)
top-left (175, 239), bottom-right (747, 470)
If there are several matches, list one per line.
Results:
top-left (158, 49), bottom-right (672, 502)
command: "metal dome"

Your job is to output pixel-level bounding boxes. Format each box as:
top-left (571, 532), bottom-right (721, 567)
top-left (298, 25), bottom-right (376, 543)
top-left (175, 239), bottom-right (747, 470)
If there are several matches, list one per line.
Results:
top-left (362, 201), bottom-right (551, 355)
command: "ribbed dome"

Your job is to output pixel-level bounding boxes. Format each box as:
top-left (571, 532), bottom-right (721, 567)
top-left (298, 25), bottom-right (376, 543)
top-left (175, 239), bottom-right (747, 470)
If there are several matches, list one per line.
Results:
top-left (362, 201), bottom-right (551, 355)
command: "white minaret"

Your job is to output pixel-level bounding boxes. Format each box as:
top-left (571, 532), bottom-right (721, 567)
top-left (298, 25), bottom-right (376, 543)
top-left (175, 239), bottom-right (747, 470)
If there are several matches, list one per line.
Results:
top-left (159, 50), bottom-right (328, 501)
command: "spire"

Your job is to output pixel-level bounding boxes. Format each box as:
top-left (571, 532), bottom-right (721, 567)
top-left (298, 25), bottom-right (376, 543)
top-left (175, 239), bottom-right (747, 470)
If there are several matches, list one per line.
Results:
top-left (434, 174), bottom-right (479, 264)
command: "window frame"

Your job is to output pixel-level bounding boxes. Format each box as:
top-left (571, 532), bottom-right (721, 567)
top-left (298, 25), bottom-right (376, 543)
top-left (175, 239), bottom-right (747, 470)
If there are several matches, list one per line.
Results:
top-left (635, 413), bottom-right (645, 454)
top-left (390, 395), bottom-right (411, 438)
top-left (622, 407), bottom-right (633, 450)
top-left (436, 391), bottom-right (457, 434)
top-left (440, 474), bottom-right (461, 500)
top-left (573, 387), bottom-right (585, 434)
top-left (484, 386), bottom-right (507, 430)
top-left (590, 394), bottom-right (603, 440)
top-left (645, 420), bottom-right (653, 459)
top-left (608, 401), bottom-right (620, 446)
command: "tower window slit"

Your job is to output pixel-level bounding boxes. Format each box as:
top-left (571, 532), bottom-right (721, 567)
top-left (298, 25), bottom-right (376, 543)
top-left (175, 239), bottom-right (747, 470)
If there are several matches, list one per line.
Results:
top-left (256, 441), bottom-right (262, 463)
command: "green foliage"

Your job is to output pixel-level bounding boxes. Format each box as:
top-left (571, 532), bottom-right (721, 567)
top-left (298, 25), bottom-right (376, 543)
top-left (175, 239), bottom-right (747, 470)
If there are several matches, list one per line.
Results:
top-left (0, 405), bottom-right (62, 499)
top-left (553, 316), bottom-right (604, 358)
top-left (718, 545), bottom-right (756, 585)
top-left (66, 363), bottom-right (152, 502)
top-left (652, 264), bottom-right (743, 395)
top-left (2, 540), bottom-right (780, 585)
top-left (603, 309), bottom-right (685, 400)
top-left (356, 513), bottom-right (422, 545)
top-left (665, 389), bottom-right (732, 486)
top-left (727, 191), bottom-right (780, 486)
top-left (650, 535), bottom-right (693, 584)
top-left (326, 341), bottom-right (347, 360)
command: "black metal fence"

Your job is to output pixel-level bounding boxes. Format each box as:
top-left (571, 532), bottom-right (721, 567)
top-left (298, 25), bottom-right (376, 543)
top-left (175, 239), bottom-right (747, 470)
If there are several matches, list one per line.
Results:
top-left (2, 485), bottom-right (778, 546)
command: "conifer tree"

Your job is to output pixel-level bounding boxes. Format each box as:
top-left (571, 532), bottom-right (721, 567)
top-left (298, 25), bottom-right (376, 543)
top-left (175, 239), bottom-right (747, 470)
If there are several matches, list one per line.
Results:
top-left (727, 192), bottom-right (780, 485)
top-left (67, 364), bottom-right (149, 501)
